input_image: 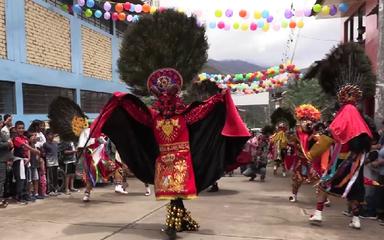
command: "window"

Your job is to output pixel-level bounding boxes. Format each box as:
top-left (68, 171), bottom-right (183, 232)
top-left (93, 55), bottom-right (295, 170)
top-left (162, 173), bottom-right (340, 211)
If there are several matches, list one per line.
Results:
top-left (80, 90), bottom-right (112, 113)
top-left (0, 81), bottom-right (16, 114)
top-left (23, 84), bottom-right (75, 114)
top-left (344, 5), bottom-right (366, 44)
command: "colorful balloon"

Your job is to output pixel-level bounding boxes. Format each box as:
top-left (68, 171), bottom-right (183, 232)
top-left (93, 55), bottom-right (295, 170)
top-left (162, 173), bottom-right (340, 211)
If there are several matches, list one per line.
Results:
top-left (284, 9), bottom-right (293, 19)
top-left (115, 3), bottom-right (123, 13)
top-left (94, 10), bottom-right (102, 18)
top-left (295, 9), bottom-right (304, 17)
top-left (239, 10), bottom-right (247, 18)
top-left (313, 4), bottom-right (322, 13)
top-left (297, 20), bottom-right (304, 28)
top-left (142, 4), bottom-right (151, 13)
top-left (339, 3), bottom-right (349, 13)
top-left (78, 0), bottom-right (85, 7)
top-left (84, 9), bottom-right (92, 18)
top-left (224, 24), bottom-right (231, 31)
top-left (86, 0), bottom-right (94, 8)
top-left (250, 22), bottom-right (257, 31)
top-left (209, 22), bottom-right (216, 29)
top-left (289, 20), bottom-right (296, 29)
top-left (262, 23), bottom-right (270, 32)
top-left (281, 20), bottom-right (288, 28)
top-left (103, 1), bottom-right (111, 12)
top-left (262, 10), bottom-right (269, 19)
top-left (267, 15), bottom-right (274, 23)
top-left (273, 24), bottom-right (280, 31)
top-left (322, 5), bottom-right (330, 15)
top-left (233, 22), bottom-right (240, 30)
top-left (103, 12), bottom-right (111, 20)
top-left (304, 8), bottom-right (312, 17)
top-left (257, 20), bottom-right (265, 28)
top-left (241, 23), bottom-right (249, 31)
top-left (225, 9), bottom-right (233, 17)
top-left (217, 21), bottom-right (225, 29)
top-left (118, 12), bottom-right (126, 21)
top-left (112, 12), bottom-right (118, 21)
top-left (215, 10), bottom-right (223, 18)
top-left (127, 15), bottom-right (133, 22)
top-left (150, 6), bottom-right (157, 14)
top-left (254, 11), bottom-right (262, 19)
top-left (135, 4), bottom-right (142, 13)
top-left (330, 5), bottom-right (338, 16)
top-left (123, 2), bottom-right (131, 11)
top-left (73, 4), bottom-right (82, 14)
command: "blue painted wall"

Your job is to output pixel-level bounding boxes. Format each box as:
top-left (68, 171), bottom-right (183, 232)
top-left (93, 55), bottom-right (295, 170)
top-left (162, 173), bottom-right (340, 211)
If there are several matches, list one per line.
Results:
top-left (0, 0), bottom-right (127, 126)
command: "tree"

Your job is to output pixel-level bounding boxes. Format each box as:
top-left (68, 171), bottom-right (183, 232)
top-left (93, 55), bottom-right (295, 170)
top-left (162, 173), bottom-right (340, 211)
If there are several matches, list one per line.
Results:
top-left (118, 10), bottom-right (209, 96)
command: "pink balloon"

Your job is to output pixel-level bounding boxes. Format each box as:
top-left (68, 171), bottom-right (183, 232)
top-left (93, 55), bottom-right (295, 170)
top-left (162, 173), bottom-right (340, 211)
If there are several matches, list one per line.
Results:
top-left (273, 24), bottom-right (280, 31)
top-left (295, 9), bottom-right (304, 17)
top-left (78, 0), bottom-right (85, 7)
top-left (127, 15), bottom-right (133, 22)
top-left (135, 4), bottom-right (142, 13)
top-left (217, 21), bottom-right (225, 29)
top-left (224, 24), bottom-right (231, 31)
top-left (250, 23), bottom-right (257, 31)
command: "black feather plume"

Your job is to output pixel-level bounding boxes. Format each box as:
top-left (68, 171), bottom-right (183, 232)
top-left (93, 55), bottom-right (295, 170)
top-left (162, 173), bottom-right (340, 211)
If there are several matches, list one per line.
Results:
top-left (48, 97), bottom-right (88, 142)
top-left (270, 107), bottom-right (296, 129)
top-left (311, 42), bottom-right (376, 98)
top-left (261, 125), bottom-right (274, 135)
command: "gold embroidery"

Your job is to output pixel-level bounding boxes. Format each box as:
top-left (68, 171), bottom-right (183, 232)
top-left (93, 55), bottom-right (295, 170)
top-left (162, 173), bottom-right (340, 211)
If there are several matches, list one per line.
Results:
top-left (159, 142), bottom-right (190, 153)
top-left (156, 118), bottom-right (181, 142)
top-left (155, 154), bottom-right (188, 194)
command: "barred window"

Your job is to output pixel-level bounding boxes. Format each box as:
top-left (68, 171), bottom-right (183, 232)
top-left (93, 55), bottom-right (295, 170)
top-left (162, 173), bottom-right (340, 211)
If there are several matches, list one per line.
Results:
top-left (0, 81), bottom-right (16, 114)
top-left (23, 84), bottom-right (75, 114)
top-left (80, 90), bottom-right (112, 113)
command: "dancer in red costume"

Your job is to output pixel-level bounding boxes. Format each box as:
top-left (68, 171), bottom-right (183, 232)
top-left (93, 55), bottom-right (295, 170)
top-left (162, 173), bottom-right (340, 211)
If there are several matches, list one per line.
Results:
top-left (305, 43), bottom-right (376, 229)
top-left (288, 104), bottom-right (321, 203)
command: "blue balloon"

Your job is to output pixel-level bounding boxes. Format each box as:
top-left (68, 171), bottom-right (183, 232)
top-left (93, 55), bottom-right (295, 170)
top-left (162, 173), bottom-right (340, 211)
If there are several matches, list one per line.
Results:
top-left (86, 0), bottom-right (95, 8)
top-left (209, 22), bottom-right (216, 29)
top-left (262, 10), bottom-right (269, 19)
top-left (132, 15), bottom-right (140, 22)
top-left (130, 4), bottom-right (136, 12)
top-left (73, 4), bottom-right (82, 14)
top-left (94, 10), bottom-right (102, 18)
top-left (257, 20), bottom-right (265, 28)
top-left (339, 3), bottom-right (349, 13)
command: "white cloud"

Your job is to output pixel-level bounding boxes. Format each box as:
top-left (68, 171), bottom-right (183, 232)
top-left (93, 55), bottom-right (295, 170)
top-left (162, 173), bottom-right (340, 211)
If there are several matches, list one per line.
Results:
top-left (160, 0), bottom-right (342, 69)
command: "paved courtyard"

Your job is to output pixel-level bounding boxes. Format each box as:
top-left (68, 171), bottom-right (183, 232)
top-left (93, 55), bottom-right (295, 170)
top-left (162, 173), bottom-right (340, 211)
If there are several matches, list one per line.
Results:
top-left (0, 172), bottom-right (383, 240)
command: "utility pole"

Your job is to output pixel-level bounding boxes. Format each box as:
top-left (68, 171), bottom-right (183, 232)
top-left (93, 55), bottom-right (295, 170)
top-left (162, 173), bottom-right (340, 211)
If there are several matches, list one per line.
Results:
top-left (375, 0), bottom-right (384, 124)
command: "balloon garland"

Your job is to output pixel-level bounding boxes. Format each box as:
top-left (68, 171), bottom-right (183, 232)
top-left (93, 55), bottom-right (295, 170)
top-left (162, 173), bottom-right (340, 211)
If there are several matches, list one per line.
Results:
top-left (198, 64), bottom-right (301, 95)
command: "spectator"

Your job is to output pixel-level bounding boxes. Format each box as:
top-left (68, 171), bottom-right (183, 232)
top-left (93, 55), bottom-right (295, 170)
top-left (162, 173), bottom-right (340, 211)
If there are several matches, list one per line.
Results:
top-left (25, 131), bottom-right (43, 200)
top-left (12, 121), bottom-right (40, 204)
top-left (28, 120), bottom-right (46, 149)
top-left (43, 129), bottom-right (59, 196)
top-left (1, 114), bottom-right (13, 139)
top-left (0, 121), bottom-right (13, 208)
top-left (59, 140), bottom-right (78, 194)
top-left (374, 147), bottom-right (384, 225)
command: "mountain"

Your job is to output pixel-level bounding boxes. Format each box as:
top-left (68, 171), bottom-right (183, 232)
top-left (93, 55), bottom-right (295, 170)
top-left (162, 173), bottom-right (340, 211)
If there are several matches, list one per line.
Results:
top-left (202, 59), bottom-right (265, 74)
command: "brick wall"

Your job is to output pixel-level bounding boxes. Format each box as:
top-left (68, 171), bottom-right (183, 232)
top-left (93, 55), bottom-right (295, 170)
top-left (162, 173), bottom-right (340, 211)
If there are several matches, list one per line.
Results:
top-left (0, 0), bottom-right (6, 59)
top-left (81, 26), bottom-right (112, 80)
top-left (25, 0), bottom-right (72, 71)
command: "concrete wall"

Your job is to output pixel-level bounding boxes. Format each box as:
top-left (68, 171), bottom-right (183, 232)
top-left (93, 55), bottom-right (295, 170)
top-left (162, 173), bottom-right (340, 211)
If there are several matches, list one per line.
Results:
top-left (0, 0), bottom-right (126, 125)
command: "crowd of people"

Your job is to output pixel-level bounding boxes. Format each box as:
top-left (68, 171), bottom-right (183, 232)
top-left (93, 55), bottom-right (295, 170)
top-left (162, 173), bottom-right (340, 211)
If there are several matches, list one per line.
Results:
top-left (0, 114), bottom-right (151, 208)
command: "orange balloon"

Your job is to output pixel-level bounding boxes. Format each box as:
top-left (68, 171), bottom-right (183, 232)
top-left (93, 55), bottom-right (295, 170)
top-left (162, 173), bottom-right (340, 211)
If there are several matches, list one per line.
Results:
top-left (142, 4), bottom-right (151, 13)
top-left (115, 3), bottom-right (124, 13)
top-left (239, 10), bottom-right (247, 18)
top-left (289, 20), bottom-right (296, 29)
top-left (118, 12), bottom-right (126, 21)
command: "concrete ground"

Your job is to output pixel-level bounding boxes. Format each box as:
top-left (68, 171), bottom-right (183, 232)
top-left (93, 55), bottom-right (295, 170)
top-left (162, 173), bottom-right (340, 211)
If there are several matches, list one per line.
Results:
top-left (0, 172), bottom-right (383, 240)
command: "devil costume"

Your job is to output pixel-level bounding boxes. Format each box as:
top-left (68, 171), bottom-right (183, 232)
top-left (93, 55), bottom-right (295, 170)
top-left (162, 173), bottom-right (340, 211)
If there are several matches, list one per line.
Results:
top-left (89, 68), bottom-right (250, 236)
top-left (305, 43), bottom-right (376, 229)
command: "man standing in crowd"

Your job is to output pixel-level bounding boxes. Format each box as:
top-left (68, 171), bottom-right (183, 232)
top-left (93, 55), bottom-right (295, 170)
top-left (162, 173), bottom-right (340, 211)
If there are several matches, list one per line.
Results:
top-left (0, 115), bottom-right (13, 208)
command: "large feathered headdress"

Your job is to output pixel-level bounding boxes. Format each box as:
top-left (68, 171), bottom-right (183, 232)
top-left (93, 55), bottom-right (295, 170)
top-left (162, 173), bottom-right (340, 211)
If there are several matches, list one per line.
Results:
top-left (305, 42), bottom-right (376, 105)
top-left (270, 107), bottom-right (296, 129)
top-left (295, 104), bottom-right (321, 122)
top-left (48, 97), bottom-right (88, 142)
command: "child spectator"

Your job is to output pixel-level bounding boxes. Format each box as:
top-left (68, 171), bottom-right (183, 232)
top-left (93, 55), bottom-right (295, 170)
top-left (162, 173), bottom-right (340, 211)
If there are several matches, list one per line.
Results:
top-left (12, 121), bottom-right (40, 204)
top-left (59, 140), bottom-right (78, 194)
top-left (25, 131), bottom-right (43, 200)
top-left (43, 129), bottom-right (59, 196)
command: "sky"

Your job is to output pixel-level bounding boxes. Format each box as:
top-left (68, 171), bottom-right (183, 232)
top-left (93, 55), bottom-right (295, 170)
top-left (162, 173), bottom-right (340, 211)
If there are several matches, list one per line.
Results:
top-left (160, 0), bottom-right (342, 69)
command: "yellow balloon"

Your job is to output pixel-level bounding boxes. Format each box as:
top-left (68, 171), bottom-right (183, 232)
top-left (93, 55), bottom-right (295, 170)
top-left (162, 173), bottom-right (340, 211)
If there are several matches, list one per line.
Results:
top-left (254, 11), bottom-right (262, 19)
top-left (262, 23), bottom-right (270, 32)
top-left (321, 5), bottom-right (330, 15)
top-left (233, 22), bottom-right (240, 30)
top-left (241, 23), bottom-right (249, 31)
top-left (150, 6), bottom-right (157, 14)
top-left (297, 20), bottom-right (304, 28)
